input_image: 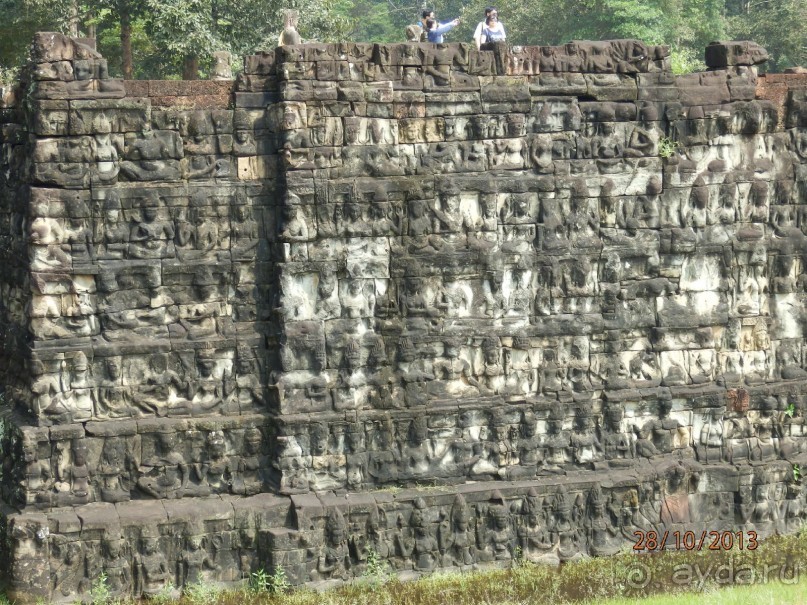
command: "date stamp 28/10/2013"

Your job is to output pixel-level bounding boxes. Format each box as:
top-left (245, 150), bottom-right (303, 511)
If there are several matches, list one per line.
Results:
top-left (632, 530), bottom-right (759, 552)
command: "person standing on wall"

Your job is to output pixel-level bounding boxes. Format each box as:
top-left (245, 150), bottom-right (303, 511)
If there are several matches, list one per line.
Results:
top-left (426, 16), bottom-right (460, 43)
top-left (473, 7), bottom-right (496, 49)
top-left (479, 9), bottom-right (505, 47)
top-left (474, 7), bottom-right (506, 49)
top-left (419, 9), bottom-right (435, 41)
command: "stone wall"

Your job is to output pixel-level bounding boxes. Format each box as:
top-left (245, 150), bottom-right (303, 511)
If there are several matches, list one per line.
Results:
top-left (3, 33), bottom-right (807, 602)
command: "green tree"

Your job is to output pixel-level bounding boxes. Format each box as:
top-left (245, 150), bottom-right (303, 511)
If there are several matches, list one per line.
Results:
top-left (144, 0), bottom-right (351, 79)
top-left (727, 0), bottom-right (807, 70)
top-left (0, 0), bottom-right (351, 78)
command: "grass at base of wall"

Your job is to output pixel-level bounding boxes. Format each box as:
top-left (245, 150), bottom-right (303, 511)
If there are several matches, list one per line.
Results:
top-left (4, 532), bottom-right (807, 605)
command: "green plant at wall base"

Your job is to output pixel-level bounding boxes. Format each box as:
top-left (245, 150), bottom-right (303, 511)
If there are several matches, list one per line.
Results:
top-left (658, 136), bottom-right (679, 158)
top-left (89, 572), bottom-right (111, 605)
top-left (249, 569), bottom-right (269, 594)
top-left (786, 402), bottom-right (796, 417)
top-left (363, 549), bottom-right (391, 589)
top-left (794, 463), bottom-right (802, 482)
top-left (150, 582), bottom-right (175, 604)
top-left (266, 565), bottom-right (290, 594)
top-left (183, 579), bottom-right (221, 605)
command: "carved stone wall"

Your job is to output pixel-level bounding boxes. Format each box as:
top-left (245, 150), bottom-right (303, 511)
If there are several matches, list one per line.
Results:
top-left (2, 33), bottom-right (807, 602)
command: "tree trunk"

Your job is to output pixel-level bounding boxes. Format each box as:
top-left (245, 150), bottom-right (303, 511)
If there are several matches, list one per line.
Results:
top-left (121, 9), bottom-right (133, 80)
top-left (68, 0), bottom-right (80, 36)
top-left (183, 55), bottom-right (200, 80)
top-left (85, 6), bottom-right (96, 39)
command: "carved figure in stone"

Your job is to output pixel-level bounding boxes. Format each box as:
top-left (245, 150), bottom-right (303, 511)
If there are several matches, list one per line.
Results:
top-left (128, 197), bottom-right (175, 259)
top-left (640, 393), bottom-right (685, 454)
top-left (317, 509), bottom-right (350, 580)
top-left (29, 210), bottom-right (71, 271)
top-left (365, 338), bottom-right (394, 409)
top-left (407, 199), bottom-right (444, 252)
top-left (602, 403), bottom-right (635, 466)
top-left (570, 406), bottom-right (602, 465)
top-left (181, 531), bottom-right (218, 586)
top-left (95, 356), bottom-right (132, 417)
top-left (352, 507), bottom-right (390, 564)
top-left (120, 127), bottom-right (180, 181)
top-left (368, 419), bottom-right (400, 483)
top-left (397, 498), bottom-right (439, 570)
top-left (747, 180), bottom-right (769, 222)
top-left (394, 336), bottom-right (433, 407)
top-left (478, 492), bottom-right (513, 561)
top-left (484, 272), bottom-right (506, 318)
top-left (279, 205), bottom-right (310, 242)
top-left (752, 473), bottom-right (778, 525)
top-left (232, 348), bottom-right (263, 412)
top-left (136, 430), bottom-right (188, 499)
top-left (137, 354), bottom-right (187, 416)
top-left (541, 402), bottom-right (570, 472)
top-left (432, 337), bottom-right (479, 397)
top-left (552, 487), bottom-right (583, 561)
top-left (504, 335), bottom-right (534, 394)
top-left (51, 540), bottom-right (85, 599)
top-left (62, 438), bottom-right (91, 505)
top-left (278, 10), bottom-right (302, 45)
top-left (585, 484), bottom-right (620, 556)
top-left (98, 437), bottom-right (133, 503)
top-left (478, 337), bottom-right (504, 394)
top-left (187, 348), bottom-right (232, 414)
top-left (22, 436), bottom-right (50, 505)
top-left (683, 177), bottom-right (709, 232)
top-left (441, 495), bottom-right (476, 566)
top-left (625, 122), bottom-right (656, 157)
top-left (337, 202), bottom-right (370, 237)
top-left (230, 427), bottom-right (264, 495)
top-left (340, 279), bottom-right (372, 318)
top-left (92, 114), bottom-right (120, 183)
top-left (752, 396), bottom-right (779, 460)
top-left (42, 353), bottom-right (94, 424)
top-left (191, 430), bottom-right (233, 495)
top-left (102, 538), bottom-right (132, 597)
top-left (520, 489), bottom-right (553, 559)
top-left (369, 200), bottom-right (403, 238)
top-left (507, 268), bottom-right (533, 316)
top-left (135, 536), bottom-right (171, 597)
top-left (531, 134), bottom-right (555, 173)
top-left (539, 349), bottom-right (564, 394)
top-left (507, 410), bottom-right (542, 479)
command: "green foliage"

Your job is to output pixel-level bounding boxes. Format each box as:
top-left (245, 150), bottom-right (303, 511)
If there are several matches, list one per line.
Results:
top-left (89, 572), bottom-right (111, 605)
top-left (727, 0), bottom-right (807, 71)
top-left (362, 549), bottom-right (391, 589)
top-left (183, 578), bottom-right (222, 605)
top-left (149, 581), bottom-right (175, 604)
top-left (786, 402), bottom-right (797, 417)
top-left (248, 568), bottom-right (270, 594)
top-left (670, 46), bottom-right (705, 74)
top-left (658, 136), bottom-right (679, 158)
top-left (250, 565), bottom-right (290, 595)
top-left (0, 0), bottom-right (806, 78)
top-left (794, 463), bottom-right (802, 482)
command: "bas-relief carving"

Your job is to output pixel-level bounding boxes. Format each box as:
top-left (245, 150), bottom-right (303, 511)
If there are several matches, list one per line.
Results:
top-left (8, 36), bottom-right (807, 602)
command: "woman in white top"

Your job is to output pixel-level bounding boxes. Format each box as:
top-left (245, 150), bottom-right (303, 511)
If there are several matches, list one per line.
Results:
top-left (473, 7), bottom-right (496, 48)
top-left (480, 12), bottom-right (506, 46)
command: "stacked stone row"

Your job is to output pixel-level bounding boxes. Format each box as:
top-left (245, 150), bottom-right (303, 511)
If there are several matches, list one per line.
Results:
top-left (0, 33), bottom-right (283, 510)
top-left (268, 39), bottom-right (807, 494)
top-left (6, 460), bottom-right (801, 601)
